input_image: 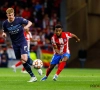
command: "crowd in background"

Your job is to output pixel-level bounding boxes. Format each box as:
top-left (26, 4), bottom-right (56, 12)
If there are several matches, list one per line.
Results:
top-left (0, 0), bottom-right (62, 67)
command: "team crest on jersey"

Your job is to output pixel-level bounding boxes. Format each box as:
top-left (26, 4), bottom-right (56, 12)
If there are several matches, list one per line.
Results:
top-left (23, 19), bottom-right (27, 21)
top-left (64, 38), bottom-right (67, 42)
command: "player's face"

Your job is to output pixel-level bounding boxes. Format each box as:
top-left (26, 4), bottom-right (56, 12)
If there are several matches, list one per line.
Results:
top-left (7, 13), bottom-right (14, 22)
top-left (55, 28), bottom-right (62, 37)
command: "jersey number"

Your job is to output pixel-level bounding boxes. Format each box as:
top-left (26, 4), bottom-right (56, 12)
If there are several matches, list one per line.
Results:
top-left (24, 46), bottom-right (27, 52)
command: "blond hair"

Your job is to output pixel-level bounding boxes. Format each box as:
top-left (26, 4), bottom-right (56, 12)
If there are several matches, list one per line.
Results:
top-left (6, 8), bottom-right (14, 14)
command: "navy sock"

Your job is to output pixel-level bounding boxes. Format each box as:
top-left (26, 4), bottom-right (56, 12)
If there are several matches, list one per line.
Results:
top-left (26, 57), bottom-right (33, 66)
top-left (23, 63), bottom-right (35, 77)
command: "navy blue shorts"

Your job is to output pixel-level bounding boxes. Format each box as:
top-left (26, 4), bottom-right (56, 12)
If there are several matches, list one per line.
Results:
top-left (50, 53), bottom-right (70, 65)
top-left (12, 42), bottom-right (28, 59)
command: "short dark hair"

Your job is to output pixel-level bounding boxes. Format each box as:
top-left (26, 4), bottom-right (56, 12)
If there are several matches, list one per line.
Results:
top-left (55, 24), bottom-right (63, 29)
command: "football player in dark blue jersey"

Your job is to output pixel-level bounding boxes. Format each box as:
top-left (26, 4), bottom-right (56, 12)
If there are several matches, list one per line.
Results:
top-left (2, 8), bottom-right (37, 82)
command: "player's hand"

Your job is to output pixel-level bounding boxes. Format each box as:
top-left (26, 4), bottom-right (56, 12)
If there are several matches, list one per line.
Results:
top-left (2, 32), bottom-right (7, 38)
top-left (76, 38), bottom-right (80, 42)
top-left (57, 51), bottom-right (63, 55)
top-left (24, 26), bottom-right (29, 30)
top-left (54, 48), bottom-right (63, 55)
top-left (59, 52), bottom-right (63, 55)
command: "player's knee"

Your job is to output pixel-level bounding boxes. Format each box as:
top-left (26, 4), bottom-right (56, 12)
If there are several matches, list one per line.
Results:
top-left (49, 65), bottom-right (55, 70)
top-left (62, 59), bottom-right (67, 62)
top-left (21, 60), bottom-right (24, 64)
top-left (49, 67), bottom-right (53, 70)
top-left (21, 55), bottom-right (28, 63)
top-left (21, 59), bottom-right (26, 64)
top-left (62, 57), bottom-right (68, 61)
top-left (21, 58), bottom-right (27, 63)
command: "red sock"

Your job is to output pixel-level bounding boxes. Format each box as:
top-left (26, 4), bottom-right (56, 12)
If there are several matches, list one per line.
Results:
top-left (46, 67), bottom-right (53, 77)
top-left (15, 61), bottom-right (22, 67)
top-left (56, 61), bottom-right (66, 75)
top-left (22, 67), bottom-right (25, 71)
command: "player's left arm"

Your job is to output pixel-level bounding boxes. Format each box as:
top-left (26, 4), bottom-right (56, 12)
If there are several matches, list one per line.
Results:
top-left (24, 20), bottom-right (32, 30)
top-left (71, 33), bottom-right (80, 42)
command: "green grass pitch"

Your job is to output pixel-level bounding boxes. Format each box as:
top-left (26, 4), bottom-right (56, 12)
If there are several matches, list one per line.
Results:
top-left (0, 68), bottom-right (100, 90)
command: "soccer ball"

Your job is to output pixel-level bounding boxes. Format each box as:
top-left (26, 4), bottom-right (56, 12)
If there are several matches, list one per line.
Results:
top-left (33, 59), bottom-right (43, 69)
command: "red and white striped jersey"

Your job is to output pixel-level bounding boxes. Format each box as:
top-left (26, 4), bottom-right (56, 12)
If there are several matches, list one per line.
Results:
top-left (24, 31), bottom-right (32, 42)
top-left (51, 32), bottom-right (72, 54)
top-left (24, 31), bottom-right (32, 51)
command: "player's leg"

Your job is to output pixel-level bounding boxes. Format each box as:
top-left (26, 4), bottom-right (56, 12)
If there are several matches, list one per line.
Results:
top-left (13, 43), bottom-right (37, 82)
top-left (21, 50), bottom-right (32, 73)
top-left (26, 43), bottom-right (33, 65)
top-left (11, 61), bottom-right (22, 72)
top-left (21, 67), bottom-right (28, 73)
top-left (27, 50), bottom-right (43, 75)
top-left (24, 50), bottom-right (33, 65)
top-left (53, 57), bottom-right (67, 81)
top-left (21, 51), bottom-right (34, 74)
top-left (41, 64), bottom-right (56, 81)
top-left (11, 45), bottom-right (22, 72)
top-left (26, 56), bottom-right (33, 65)
top-left (21, 43), bottom-right (37, 82)
top-left (41, 54), bottom-right (61, 81)
top-left (15, 61), bottom-right (22, 67)
top-left (21, 54), bottom-right (37, 82)
top-left (53, 53), bottom-right (70, 81)
top-left (22, 49), bottom-right (33, 66)
top-left (22, 67), bottom-right (25, 71)
top-left (46, 64), bottom-right (55, 77)
top-left (37, 68), bottom-right (43, 75)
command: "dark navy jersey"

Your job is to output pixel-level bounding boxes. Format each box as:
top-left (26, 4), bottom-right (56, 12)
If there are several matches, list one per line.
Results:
top-left (2, 17), bottom-right (28, 44)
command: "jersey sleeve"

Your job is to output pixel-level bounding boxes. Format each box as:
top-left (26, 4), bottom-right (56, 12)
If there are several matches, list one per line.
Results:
top-left (66, 32), bottom-right (72, 38)
top-left (2, 21), bottom-right (8, 32)
top-left (20, 17), bottom-right (28, 24)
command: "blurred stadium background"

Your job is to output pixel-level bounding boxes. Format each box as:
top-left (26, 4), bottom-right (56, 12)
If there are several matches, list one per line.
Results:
top-left (0, 0), bottom-right (100, 69)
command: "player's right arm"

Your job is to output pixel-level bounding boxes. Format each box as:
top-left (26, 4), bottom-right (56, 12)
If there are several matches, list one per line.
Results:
top-left (71, 33), bottom-right (80, 42)
top-left (51, 36), bottom-right (62, 55)
top-left (1, 21), bottom-right (7, 38)
top-left (66, 32), bottom-right (80, 42)
top-left (2, 32), bottom-right (7, 38)
top-left (53, 45), bottom-right (62, 55)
